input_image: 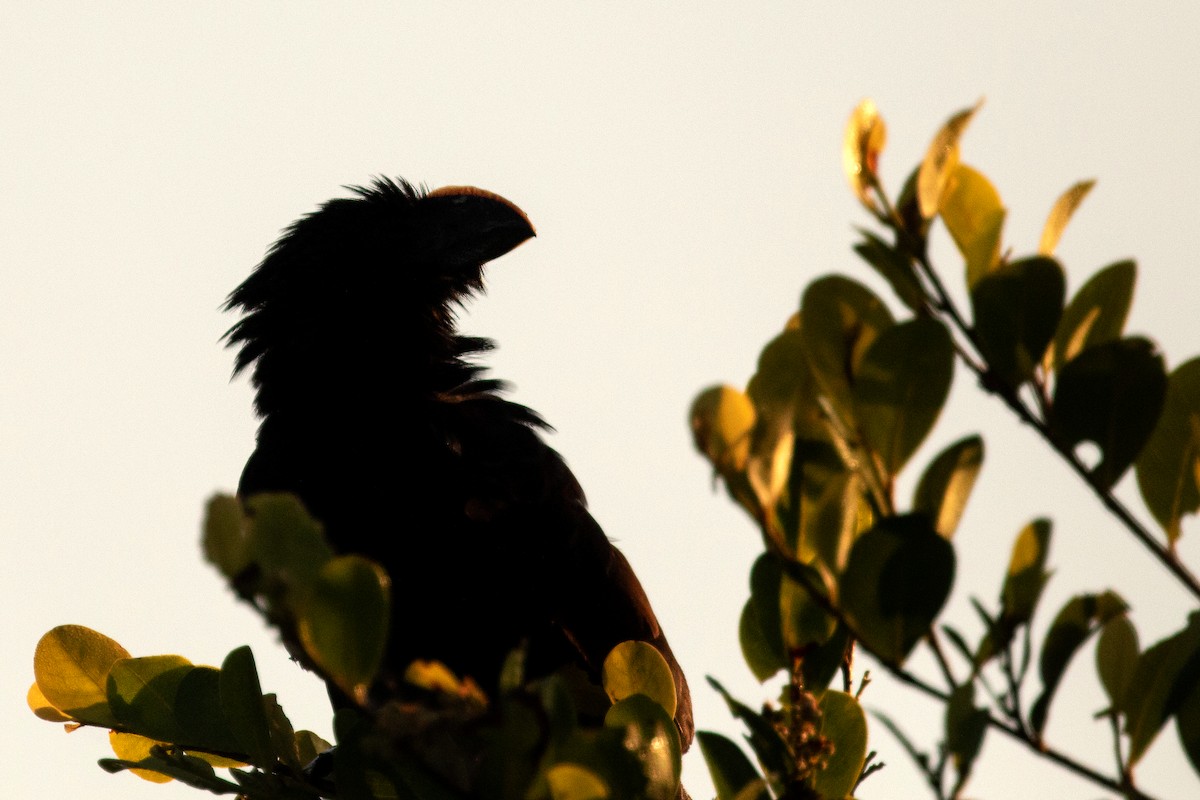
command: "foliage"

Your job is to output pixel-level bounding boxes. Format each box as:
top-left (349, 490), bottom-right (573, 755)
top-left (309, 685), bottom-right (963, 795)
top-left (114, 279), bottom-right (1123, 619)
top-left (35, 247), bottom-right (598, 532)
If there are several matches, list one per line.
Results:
top-left (688, 100), bottom-right (1200, 799)
top-left (29, 497), bottom-right (685, 800)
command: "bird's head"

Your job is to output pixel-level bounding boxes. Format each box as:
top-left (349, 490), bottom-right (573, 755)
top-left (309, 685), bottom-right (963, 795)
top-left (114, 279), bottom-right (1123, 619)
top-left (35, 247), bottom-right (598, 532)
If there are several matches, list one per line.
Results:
top-left (224, 178), bottom-right (535, 411)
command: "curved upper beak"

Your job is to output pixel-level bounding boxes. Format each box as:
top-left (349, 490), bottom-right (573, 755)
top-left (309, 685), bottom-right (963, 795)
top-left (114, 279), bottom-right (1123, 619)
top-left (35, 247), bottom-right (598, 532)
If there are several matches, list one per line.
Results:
top-left (424, 185), bottom-right (536, 267)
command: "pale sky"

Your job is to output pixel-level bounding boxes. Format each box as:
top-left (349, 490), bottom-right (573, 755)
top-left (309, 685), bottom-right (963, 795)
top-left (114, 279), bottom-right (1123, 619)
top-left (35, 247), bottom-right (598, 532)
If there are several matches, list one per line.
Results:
top-left (4, 4), bottom-right (1200, 799)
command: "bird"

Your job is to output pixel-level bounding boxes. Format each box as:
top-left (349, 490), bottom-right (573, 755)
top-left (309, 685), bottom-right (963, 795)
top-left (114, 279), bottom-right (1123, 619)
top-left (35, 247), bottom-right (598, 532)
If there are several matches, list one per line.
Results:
top-left (223, 177), bottom-right (693, 749)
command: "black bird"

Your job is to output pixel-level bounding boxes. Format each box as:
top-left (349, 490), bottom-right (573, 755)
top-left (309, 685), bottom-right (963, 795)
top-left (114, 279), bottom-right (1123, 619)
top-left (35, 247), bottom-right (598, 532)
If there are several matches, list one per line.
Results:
top-left (224, 178), bottom-right (692, 748)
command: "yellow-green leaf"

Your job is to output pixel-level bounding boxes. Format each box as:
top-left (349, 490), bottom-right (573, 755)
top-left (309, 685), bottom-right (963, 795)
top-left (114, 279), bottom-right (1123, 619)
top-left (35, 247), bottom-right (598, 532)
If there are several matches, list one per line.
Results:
top-left (107, 655), bottom-right (193, 742)
top-left (601, 641), bottom-right (677, 719)
top-left (690, 385), bottom-right (756, 474)
top-left (202, 493), bottom-right (251, 579)
top-left (605, 693), bottom-right (682, 799)
top-left (546, 763), bottom-right (609, 800)
top-left (34, 625), bottom-right (131, 727)
top-left (1038, 179), bottom-right (1096, 256)
top-left (1097, 614), bottom-right (1138, 710)
top-left (918, 99), bottom-right (984, 219)
top-left (940, 163), bottom-right (1006, 289)
top-left (697, 731), bottom-right (768, 800)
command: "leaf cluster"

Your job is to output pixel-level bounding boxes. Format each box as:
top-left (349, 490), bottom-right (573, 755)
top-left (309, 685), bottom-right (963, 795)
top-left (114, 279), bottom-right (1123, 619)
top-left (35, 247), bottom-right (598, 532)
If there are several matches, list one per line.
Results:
top-left (690, 100), bottom-right (1200, 800)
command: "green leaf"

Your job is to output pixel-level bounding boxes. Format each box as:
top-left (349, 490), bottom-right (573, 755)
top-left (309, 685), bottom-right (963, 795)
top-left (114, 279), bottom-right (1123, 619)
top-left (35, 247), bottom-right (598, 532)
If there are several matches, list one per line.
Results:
top-left (853, 229), bottom-right (925, 312)
top-left (800, 275), bottom-right (894, 430)
top-left (602, 641), bottom-right (677, 719)
top-left (1029, 591), bottom-right (1128, 735)
top-left (297, 554), bottom-right (391, 699)
top-left (918, 99), bottom-right (984, 219)
top-left (812, 690), bottom-right (868, 800)
top-left (746, 556), bottom-right (786, 676)
top-left (939, 163), bottom-right (1005, 288)
top-left (802, 470), bottom-right (867, 573)
top-left (840, 514), bottom-right (956, 665)
top-left (243, 493), bottom-right (333, 588)
top-left (912, 435), bottom-right (985, 538)
top-left (970, 256), bottom-right (1065, 387)
top-left (1050, 337), bottom-right (1167, 489)
top-left (1136, 356), bottom-right (1200, 544)
top-left (1048, 260), bottom-right (1135, 372)
top-left (739, 599), bottom-right (786, 683)
top-left (1038, 179), bottom-right (1096, 256)
top-left (174, 666), bottom-right (243, 755)
top-left (780, 563), bottom-right (837, 653)
top-left (852, 317), bottom-right (955, 478)
top-left (697, 731), bottom-right (769, 800)
top-left (800, 624), bottom-right (852, 692)
top-left (605, 694), bottom-right (682, 800)
top-left (1096, 614), bottom-right (1139, 711)
top-left (1123, 613), bottom-right (1200, 766)
top-left (33, 624), bottom-right (131, 728)
top-left (945, 683), bottom-right (988, 787)
top-left (1177, 673), bottom-right (1200, 777)
top-left (106, 655), bottom-right (193, 742)
top-left (219, 646), bottom-right (274, 770)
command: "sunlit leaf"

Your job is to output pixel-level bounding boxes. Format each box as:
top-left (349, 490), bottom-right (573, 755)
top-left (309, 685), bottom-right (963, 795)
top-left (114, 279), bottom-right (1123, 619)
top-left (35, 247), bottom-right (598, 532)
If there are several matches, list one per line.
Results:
top-left (970, 256), bottom-right (1065, 387)
top-left (940, 163), bottom-right (1005, 288)
top-left (913, 435), bottom-right (984, 538)
top-left (1048, 260), bottom-right (1135, 373)
top-left (853, 229), bottom-right (925, 312)
top-left (918, 99), bottom-right (984, 219)
top-left (804, 469), bottom-right (868, 573)
top-left (697, 731), bottom-right (768, 800)
top-left (1038, 179), bottom-right (1096, 256)
top-left (298, 555), bottom-right (391, 699)
top-left (690, 385), bottom-right (757, 474)
top-left (812, 690), bottom-right (868, 800)
top-left (800, 275), bottom-right (894, 430)
top-left (27, 681), bottom-right (71, 722)
top-left (1123, 613), bottom-right (1200, 766)
top-left (546, 763), bottom-right (609, 800)
top-left (1136, 357), bottom-right (1200, 544)
top-left (602, 641), bottom-right (677, 719)
top-left (852, 317), bottom-right (955, 478)
top-left (1050, 337), bottom-right (1167, 489)
top-left (843, 99), bottom-right (887, 210)
top-left (108, 732), bottom-right (174, 784)
top-left (33, 625), bottom-right (131, 728)
top-left (1029, 591), bottom-right (1128, 735)
top-left (841, 514), bottom-right (955, 664)
top-left (1097, 614), bottom-right (1139, 710)
top-left (107, 655), bottom-right (193, 742)
top-left (1000, 519), bottom-right (1053, 626)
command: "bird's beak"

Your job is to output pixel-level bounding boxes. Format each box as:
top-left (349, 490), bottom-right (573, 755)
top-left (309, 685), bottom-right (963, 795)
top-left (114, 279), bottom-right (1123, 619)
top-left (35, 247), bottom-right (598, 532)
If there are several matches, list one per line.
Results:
top-left (425, 185), bottom-right (536, 267)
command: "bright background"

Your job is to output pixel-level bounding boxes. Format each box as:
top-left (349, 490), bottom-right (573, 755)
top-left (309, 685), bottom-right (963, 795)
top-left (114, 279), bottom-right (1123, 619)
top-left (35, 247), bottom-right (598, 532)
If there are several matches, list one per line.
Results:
top-left (4, 4), bottom-right (1199, 798)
